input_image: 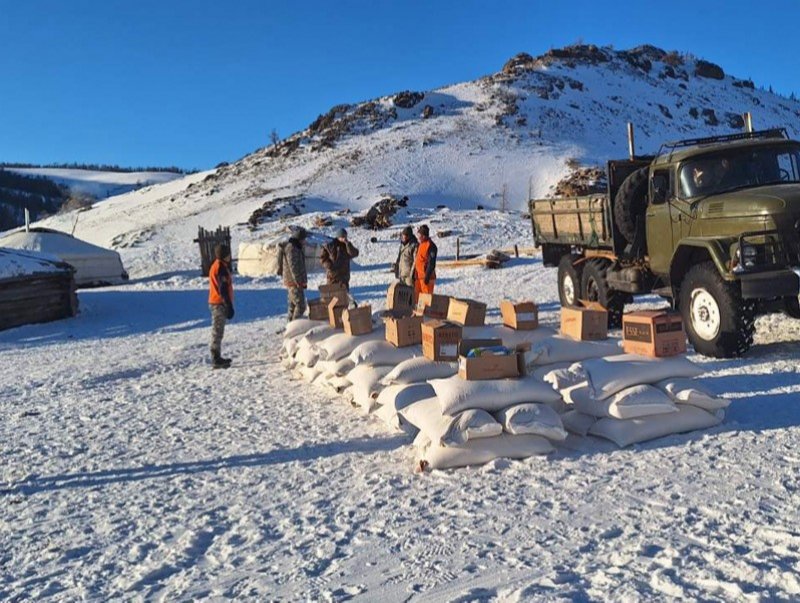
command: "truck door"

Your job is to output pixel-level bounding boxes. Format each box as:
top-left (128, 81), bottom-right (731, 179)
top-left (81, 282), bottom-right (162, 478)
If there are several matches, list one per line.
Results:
top-left (645, 168), bottom-right (675, 275)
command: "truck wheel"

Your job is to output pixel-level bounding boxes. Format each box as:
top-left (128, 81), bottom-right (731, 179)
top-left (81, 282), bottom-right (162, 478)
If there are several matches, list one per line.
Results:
top-left (557, 254), bottom-right (583, 307)
top-left (678, 262), bottom-right (756, 358)
top-left (784, 297), bottom-right (800, 319)
top-left (580, 259), bottom-right (626, 328)
top-left (614, 166), bottom-right (649, 244)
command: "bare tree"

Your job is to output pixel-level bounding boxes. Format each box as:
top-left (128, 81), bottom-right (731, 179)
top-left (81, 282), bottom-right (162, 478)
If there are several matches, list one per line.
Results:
top-left (270, 129), bottom-right (280, 148)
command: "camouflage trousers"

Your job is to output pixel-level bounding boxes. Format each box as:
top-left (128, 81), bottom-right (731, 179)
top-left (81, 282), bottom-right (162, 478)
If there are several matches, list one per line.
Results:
top-left (209, 304), bottom-right (227, 356)
top-left (288, 287), bottom-right (307, 321)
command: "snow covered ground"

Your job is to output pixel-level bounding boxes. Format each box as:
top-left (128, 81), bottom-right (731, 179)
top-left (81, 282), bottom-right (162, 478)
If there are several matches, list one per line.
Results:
top-left (2, 209), bottom-right (800, 601)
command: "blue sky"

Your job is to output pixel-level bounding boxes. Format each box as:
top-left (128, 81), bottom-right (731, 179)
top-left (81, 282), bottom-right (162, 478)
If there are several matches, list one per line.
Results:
top-left (1, 0), bottom-right (798, 170)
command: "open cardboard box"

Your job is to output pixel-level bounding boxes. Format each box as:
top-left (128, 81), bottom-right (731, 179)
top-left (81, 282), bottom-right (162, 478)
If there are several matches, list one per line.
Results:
top-left (560, 300), bottom-right (608, 341)
top-left (320, 283), bottom-right (348, 307)
top-left (343, 304), bottom-right (373, 336)
top-left (457, 338), bottom-right (528, 380)
top-left (414, 293), bottom-right (451, 320)
top-left (386, 282), bottom-right (414, 316)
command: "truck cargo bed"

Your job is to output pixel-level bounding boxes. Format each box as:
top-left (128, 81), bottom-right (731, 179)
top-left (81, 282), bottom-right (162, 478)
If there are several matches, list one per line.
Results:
top-left (529, 195), bottom-right (613, 249)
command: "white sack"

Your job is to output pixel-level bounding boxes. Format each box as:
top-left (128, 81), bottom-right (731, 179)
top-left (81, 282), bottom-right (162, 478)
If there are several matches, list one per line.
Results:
top-left (294, 343), bottom-right (319, 368)
top-left (381, 357), bottom-right (458, 385)
top-left (542, 366), bottom-right (586, 392)
top-left (283, 336), bottom-right (301, 358)
top-left (302, 324), bottom-right (337, 344)
top-left (417, 433), bottom-right (553, 470)
top-left (430, 374), bottom-right (563, 416)
top-left (401, 396), bottom-right (502, 446)
top-left (281, 357), bottom-right (297, 371)
top-left (316, 357), bottom-right (354, 378)
top-left (525, 335), bottom-right (623, 367)
top-left (298, 365), bottom-right (323, 383)
top-left (375, 383), bottom-right (435, 432)
top-left (531, 362), bottom-right (573, 382)
top-left (494, 403), bottom-right (567, 441)
top-left (563, 382), bottom-right (678, 420)
top-left (284, 318), bottom-right (325, 339)
top-left (349, 340), bottom-right (420, 367)
top-left (589, 405), bottom-right (723, 448)
top-left (347, 365), bottom-right (393, 412)
top-left (318, 331), bottom-right (383, 361)
top-left (327, 375), bottom-right (352, 394)
top-left (577, 354), bottom-right (704, 400)
top-left (561, 410), bottom-right (598, 436)
top-left (655, 378), bottom-right (731, 411)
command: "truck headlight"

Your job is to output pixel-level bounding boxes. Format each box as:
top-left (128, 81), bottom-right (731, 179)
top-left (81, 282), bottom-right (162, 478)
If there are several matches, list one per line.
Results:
top-left (736, 243), bottom-right (758, 268)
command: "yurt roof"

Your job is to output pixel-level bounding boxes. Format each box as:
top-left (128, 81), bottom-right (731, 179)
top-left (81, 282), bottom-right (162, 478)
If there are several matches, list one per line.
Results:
top-left (0, 228), bottom-right (121, 258)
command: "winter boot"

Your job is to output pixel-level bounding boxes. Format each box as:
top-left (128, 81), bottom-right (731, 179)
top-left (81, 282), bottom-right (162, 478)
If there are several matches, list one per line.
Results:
top-left (211, 353), bottom-right (231, 369)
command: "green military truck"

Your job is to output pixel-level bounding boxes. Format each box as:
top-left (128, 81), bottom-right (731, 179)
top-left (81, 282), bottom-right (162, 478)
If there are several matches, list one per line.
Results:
top-left (530, 128), bottom-right (800, 358)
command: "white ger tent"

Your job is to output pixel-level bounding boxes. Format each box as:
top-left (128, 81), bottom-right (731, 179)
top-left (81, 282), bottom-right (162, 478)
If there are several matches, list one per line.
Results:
top-left (0, 228), bottom-right (128, 287)
top-left (237, 231), bottom-right (332, 277)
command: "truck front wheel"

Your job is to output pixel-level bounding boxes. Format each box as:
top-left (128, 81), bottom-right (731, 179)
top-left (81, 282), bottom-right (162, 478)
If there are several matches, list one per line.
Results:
top-left (557, 254), bottom-right (583, 307)
top-left (580, 259), bottom-right (626, 328)
top-left (678, 262), bottom-right (755, 358)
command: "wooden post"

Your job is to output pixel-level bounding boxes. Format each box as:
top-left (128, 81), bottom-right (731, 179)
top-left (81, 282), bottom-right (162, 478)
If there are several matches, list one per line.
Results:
top-left (24, 208), bottom-right (30, 232)
top-left (627, 122), bottom-right (635, 160)
top-left (456, 237), bottom-right (461, 261)
top-left (514, 244), bottom-right (519, 258)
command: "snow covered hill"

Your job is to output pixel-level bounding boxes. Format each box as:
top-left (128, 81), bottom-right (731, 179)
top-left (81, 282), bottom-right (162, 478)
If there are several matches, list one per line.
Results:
top-left (7, 167), bottom-right (184, 200)
top-left (31, 44), bottom-right (800, 278)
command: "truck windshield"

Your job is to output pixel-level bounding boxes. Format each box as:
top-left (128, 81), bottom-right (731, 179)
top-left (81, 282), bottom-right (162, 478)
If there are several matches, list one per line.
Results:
top-left (679, 144), bottom-right (800, 198)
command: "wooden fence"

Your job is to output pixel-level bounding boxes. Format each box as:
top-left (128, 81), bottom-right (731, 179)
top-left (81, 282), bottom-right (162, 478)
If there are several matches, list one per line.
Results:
top-left (195, 226), bottom-right (231, 276)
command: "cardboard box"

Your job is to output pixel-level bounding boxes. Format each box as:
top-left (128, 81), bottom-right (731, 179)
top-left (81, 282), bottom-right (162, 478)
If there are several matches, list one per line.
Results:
top-left (342, 304), bottom-right (373, 336)
top-left (500, 299), bottom-right (539, 330)
top-left (307, 298), bottom-right (328, 321)
top-left (560, 300), bottom-right (608, 341)
top-left (385, 314), bottom-right (423, 347)
top-left (386, 282), bottom-right (414, 316)
top-left (320, 283), bottom-right (348, 307)
top-left (622, 311), bottom-right (686, 357)
top-left (457, 338), bottom-right (525, 380)
top-left (421, 320), bottom-right (463, 361)
top-left (414, 293), bottom-right (451, 320)
top-left (328, 297), bottom-right (346, 329)
top-left (447, 298), bottom-right (487, 326)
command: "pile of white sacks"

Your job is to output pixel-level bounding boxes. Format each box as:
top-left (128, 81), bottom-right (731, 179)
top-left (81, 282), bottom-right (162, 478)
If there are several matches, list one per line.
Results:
top-left (281, 316), bottom-right (730, 470)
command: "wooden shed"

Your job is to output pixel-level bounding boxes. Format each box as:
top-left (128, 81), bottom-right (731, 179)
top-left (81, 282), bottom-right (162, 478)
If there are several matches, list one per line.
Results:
top-left (0, 248), bottom-right (78, 331)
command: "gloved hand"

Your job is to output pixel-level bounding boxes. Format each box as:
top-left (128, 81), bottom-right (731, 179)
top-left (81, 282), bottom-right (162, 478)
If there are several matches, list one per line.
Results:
top-left (391, 262), bottom-right (398, 273)
top-left (226, 304), bottom-right (235, 320)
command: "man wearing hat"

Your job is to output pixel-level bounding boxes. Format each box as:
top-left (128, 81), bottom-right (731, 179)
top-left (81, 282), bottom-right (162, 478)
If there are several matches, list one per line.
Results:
top-left (277, 226), bottom-right (308, 321)
top-left (393, 226), bottom-right (418, 287)
top-left (320, 227), bottom-right (359, 289)
top-left (208, 244), bottom-right (234, 368)
top-left (413, 224), bottom-right (437, 301)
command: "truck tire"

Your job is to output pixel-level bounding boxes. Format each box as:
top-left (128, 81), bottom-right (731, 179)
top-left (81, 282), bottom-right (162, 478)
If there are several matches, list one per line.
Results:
top-left (557, 254), bottom-right (583, 307)
top-left (678, 261), bottom-right (756, 358)
top-left (580, 259), bottom-right (626, 328)
top-left (784, 296), bottom-right (800, 319)
top-left (614, 166), bottom-right (649, 244)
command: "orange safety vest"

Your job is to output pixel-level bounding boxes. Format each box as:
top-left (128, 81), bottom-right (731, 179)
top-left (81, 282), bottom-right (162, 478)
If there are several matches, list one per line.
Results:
top-left (208, 259), bottom-right (234, 305)
top-left (415, 239), bottom-right (436, 284)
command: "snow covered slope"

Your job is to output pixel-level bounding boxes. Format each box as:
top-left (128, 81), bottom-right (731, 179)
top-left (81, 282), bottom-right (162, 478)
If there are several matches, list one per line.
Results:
top-left (8, 167), bottom-right (184, 200)
top-left (32, 44), bottom-right (800, 278)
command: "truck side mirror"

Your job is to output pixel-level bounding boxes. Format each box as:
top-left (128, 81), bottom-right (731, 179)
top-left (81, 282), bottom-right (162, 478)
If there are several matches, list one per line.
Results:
top-left (651, 174), bottom-right (668, 204)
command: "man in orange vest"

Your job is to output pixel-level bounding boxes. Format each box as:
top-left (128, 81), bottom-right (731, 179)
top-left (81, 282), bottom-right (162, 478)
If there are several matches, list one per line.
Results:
top-left (208, 244), bottom-right (234, 369)
top-left (413, 224), bottom-right (437, 302)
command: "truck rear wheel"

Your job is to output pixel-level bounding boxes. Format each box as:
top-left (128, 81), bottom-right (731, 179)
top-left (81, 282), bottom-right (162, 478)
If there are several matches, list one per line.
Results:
top-left (580, 259), bottom-right (626, 328)
top-left (557, 254), bottom-right (583, 307)
top-left (614, 166), bottom-right (649, 244)
top-left (784, 297), bottom-right (800, 319)
top-left (678, 262), bottom-right (755, 358)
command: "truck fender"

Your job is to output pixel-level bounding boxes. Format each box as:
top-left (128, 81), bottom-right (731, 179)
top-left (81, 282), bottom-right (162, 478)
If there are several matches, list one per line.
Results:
top-left (669, 238), bottom-right (735, 291)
